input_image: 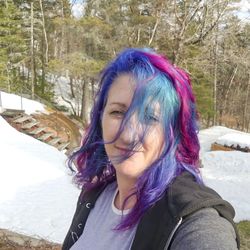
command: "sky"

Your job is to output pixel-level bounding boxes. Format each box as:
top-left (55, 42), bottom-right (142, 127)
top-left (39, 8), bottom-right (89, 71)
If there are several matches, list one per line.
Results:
top-left (70, 0), bottom-right (250, 21)
top-left (233, 0), bottom-right (250, 21)
top-left (70, 0), bottom-right (85, 18)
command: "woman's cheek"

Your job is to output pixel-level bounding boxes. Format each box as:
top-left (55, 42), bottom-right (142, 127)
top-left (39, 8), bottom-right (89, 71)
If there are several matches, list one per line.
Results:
top-left (102, 114), bottom-right (120, 141)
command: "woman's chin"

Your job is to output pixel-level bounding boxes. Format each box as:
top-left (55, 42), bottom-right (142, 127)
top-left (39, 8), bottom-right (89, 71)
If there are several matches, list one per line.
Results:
top-left (113, 162), bottom-right (144, 179)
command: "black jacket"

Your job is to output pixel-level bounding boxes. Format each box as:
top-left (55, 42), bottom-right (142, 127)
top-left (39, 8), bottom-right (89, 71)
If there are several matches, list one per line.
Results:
top-left (62, 172), bottom-right (240, 250)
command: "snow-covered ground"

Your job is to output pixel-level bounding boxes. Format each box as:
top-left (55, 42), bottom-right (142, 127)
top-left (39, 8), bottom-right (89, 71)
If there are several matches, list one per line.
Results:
top-left (199, 127), bottom-right (250, 222)
top-left (198, 126), bottom-right (246, 154)
top-left (0, 92), bottom-right (79, 243)
top-left (0, 91), bottom-right (45, 115)
top-left (0, 116), bottom-right (79, 243)
top-left (0, 92), bottom-right (249, 243)
top-left (215, 132), bottom-right (250, 149)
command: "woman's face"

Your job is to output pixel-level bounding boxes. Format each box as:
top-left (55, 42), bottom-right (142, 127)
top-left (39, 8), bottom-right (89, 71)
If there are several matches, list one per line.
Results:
top-left (101, 74), bottom-right (165, 180)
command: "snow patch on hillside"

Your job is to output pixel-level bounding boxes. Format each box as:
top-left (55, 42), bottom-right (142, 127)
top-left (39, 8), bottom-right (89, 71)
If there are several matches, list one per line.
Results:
top-left (0, 91), bottom-right (45, 115)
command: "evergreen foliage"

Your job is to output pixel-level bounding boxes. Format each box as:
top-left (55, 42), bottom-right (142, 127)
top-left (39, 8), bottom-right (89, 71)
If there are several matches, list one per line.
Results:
top-left (0, 0), bottom-right (249, 130)
top-left (0, 0), bottom-right (26, 91)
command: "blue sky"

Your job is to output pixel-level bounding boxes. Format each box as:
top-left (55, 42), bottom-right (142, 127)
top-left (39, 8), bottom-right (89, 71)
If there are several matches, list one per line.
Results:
top-left (70, 0), bottom-right (85, 18)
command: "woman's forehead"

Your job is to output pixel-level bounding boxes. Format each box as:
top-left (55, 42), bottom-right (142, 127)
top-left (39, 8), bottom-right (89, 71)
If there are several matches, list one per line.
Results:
top-left (106, 74), bottom-right (135, 106)
top-left (106, 75), bottom-right (161, 115)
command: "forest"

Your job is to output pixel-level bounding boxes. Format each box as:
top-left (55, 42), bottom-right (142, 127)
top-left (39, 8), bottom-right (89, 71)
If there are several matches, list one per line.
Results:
top-left (0, 0), bottom-right (249, 130)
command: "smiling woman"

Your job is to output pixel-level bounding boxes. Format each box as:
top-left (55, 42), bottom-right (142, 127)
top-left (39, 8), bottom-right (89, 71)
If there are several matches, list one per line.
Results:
top-left (102, 74), bottom-right (165, 183)
top-left (62, 48), bottom-right (240, 250)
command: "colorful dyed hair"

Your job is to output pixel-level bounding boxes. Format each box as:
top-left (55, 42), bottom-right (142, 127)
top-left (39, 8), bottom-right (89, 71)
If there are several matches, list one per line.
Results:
top-left (68, 48), bottom-right (201, 230)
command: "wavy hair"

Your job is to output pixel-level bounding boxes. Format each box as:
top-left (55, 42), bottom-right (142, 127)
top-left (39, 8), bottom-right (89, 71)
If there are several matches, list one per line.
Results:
top-left (68, 48), bottom-right (201, 230)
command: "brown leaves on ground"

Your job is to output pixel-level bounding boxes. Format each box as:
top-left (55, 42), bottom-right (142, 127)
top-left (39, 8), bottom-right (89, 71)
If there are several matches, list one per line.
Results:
top-left (0, 229), bottom-right (61, 250)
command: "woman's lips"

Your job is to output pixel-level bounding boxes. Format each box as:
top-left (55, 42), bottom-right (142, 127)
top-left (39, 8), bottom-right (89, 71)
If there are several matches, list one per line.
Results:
top-left (114, 146), bottom-right (143, 154)
top-left (115, 146), bottom-right (130, 154)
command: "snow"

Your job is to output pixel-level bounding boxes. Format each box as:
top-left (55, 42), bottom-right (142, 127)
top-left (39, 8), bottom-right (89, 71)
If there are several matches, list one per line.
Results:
top-left (0, 93), bottom-right (79, 243)
top-left (215, 132), bottom-right (250, 149)
top-left (198, 126), bottom-right (245, 154)
top-left (0, 92), bottom-right (250, 246)
top-left (0, 91), bottom-right (45, 115)
top-left (47, 73), bottom-right (93, 118)
top-left (199, 126), bottom-right (250, 222)
top-left (201, 151), bottom-right (250, 222)
top-left (47, 74), bottom-right (82, 116)
top-left (0, 116), bottom-right (79, 243)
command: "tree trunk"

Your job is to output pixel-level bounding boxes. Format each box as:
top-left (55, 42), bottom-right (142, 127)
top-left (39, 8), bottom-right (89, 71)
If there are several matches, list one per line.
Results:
top-left (213, 6), bottom-right (219, 126)
top-left (39, 0), bottom-right (48, 64)
top-left (53, 30), bottom-right (58, 58)
top-left (243, 73), bottom-right (250, 131)
top-left (69, 77), bottom-right (75, 98)
top-left (91, 78), bottom-right (95, 99)
top-left (30, 1), bottom-right (35, 99)
top-left (220, 65), bottom-right (238, 124)
top-left (148, 3), bottom-right (163, 46)
top-left (136, 28), bottom-right (141, 45)
top-left (60, 0), bottom-right (65, 59)
top-left (81, 81), bottom-right (90, 126)
top-left (61, 96), bottom-right (77, 116)
top-left (41, 32), bottom-right (45, 95)
top-left (213, 47), bottom-right (218, 125)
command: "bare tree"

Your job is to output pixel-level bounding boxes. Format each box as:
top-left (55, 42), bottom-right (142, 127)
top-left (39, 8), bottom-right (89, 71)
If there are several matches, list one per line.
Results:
top-left (243, 73), bottom-right (250, 131)
top-left (30, 1), bottom-right (35, 99)
top-left (39, 0), bottom-right (48, 64)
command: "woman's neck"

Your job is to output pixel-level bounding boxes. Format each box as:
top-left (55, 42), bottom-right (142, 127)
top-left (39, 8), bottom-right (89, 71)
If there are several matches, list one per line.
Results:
top-left (114, 174), bottom-right (137, 210)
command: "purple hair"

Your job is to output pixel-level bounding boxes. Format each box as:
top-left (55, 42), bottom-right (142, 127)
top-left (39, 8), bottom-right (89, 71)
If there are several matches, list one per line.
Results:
top-left (68, 48), bottom-right (201, 230)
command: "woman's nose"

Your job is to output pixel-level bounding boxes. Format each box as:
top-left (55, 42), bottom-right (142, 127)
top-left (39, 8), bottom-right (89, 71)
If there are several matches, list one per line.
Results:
top-left (119, 123), bottom-right (134, 145)
top-left (118, 115), bottom-right (140, 146)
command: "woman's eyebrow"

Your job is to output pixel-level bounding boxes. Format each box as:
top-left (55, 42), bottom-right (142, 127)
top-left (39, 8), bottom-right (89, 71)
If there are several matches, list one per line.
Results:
top-left (109, 102), bottom-right (127, 108)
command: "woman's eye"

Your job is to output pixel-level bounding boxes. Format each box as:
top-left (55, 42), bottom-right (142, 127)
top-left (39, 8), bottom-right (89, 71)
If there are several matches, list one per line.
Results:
top-left (145, 114), bottom-right (159, 123)
top-left (110, 110), bottom-right (125, 117)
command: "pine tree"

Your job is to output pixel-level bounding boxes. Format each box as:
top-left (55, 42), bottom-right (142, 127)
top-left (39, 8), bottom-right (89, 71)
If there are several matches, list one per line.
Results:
top-left (0, 0), bottom-right (26, 92)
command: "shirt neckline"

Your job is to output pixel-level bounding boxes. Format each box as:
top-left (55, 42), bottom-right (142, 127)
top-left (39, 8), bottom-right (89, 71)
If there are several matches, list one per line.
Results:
top-left (111, 188), bottom-right (131, 216)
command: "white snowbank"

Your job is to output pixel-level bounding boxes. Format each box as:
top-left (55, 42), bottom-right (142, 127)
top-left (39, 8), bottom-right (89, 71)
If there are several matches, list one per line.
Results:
top-left (198, 126), bottom-right (246, 153)
top-left (199, 126), bottom-right (250, 222)
top-left (201, 151), bottom-right (250, 222)
top-left (216, 132), bottom-right (250, 149)
top-left (0, 91), bottom-right (45, 115)
top-left (0, 116), bottom-right (79, 243)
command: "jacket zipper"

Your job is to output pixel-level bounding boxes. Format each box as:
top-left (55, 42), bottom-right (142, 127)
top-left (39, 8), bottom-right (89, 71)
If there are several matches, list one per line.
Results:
top-left (164, 217), bottom-right (183, 250)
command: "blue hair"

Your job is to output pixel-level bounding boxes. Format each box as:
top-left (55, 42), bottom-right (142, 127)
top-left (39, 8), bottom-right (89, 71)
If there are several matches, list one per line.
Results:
top-left (68, 48), bottom-right (201, 230)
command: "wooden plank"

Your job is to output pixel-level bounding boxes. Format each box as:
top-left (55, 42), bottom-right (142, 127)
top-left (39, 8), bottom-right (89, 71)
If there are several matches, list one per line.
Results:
top-left (38, 132), bottom-right (54, 141)
top-left (28, 127), bottom-right (46, 135)
top-left (57, 142), bottom-right (70, 151)
top-left (0, 108), bottom-right (25, 117)
top-left (48, 137), bottom-right (61, 145)
top-left (22, 121), bottom-right (39, 129)
top-left (211, 143), bottom-right (235, 152)
top-left (211, 143), bottom-right (250, 153)
top-left (13, 115), bottom-right (32, 123)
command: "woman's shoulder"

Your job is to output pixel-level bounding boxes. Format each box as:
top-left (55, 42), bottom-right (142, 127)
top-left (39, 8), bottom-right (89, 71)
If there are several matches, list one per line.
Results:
top-left (168, 171), bottom-right (236, 220)
top-left (163, 171), bottom-right (240, 249)
top-left (170, 207), bottom-right (238, 250)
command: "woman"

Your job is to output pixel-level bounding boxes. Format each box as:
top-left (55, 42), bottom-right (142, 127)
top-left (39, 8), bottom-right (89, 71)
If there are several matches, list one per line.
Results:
top-left (63, 48), bottom-right (239, 250)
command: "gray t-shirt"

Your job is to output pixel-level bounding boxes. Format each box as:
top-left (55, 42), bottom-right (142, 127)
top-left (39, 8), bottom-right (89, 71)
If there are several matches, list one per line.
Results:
top-left (70, 183), bottom-right (238, 250)
top-left (70, 182), bottom-right (138, 250)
